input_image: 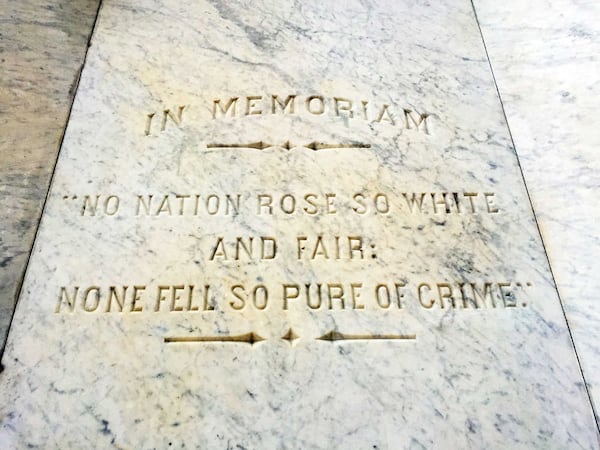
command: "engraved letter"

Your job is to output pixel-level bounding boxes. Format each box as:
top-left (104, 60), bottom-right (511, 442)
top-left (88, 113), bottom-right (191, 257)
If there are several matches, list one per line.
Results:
top-left (404, 109), bottom-right (430, 134)
top-left (81, 195), bottom-right (99, 216)
top-left (131, 286), bottom-right (145, 312)
top-left (155, 286), bottom-right (170, 312)
top-left (261, 237), bottom-right (277, 260)
top-left (161, 106), bottom-right (185, 131)
top-left (375, 104), bottom-right (394, 124)
top-left (350, 283), bottom-right (364, 309)
top-left (283, 284), bottom-right (299, 310)
top-left (484, 193), bottom-right (499, 213)
top-left (327, 283), bottom-right (345, 309)
top-left (352, 194), bottom-right (367, 214)
top-left (106, 286), bottom-right (127, 312)
top-left (246, 96), bottom-right (263, 115)
top-left (306, 95), bottom-right (325, 115)
top-left (230, 285), bottom-right (246, 310)
top-left (402, 193), bottom-right (426, 213)
top-left (469, 282), bottom-right (493, 308)
top-left (212, 97), bottom-right (238, 118)
top-left (56, 286), bottom-right (79, 313)
top-left (418, 283), bottom-right (434, 308)
top-left (209, 237), bottom-right (227, 261)
top-left (376, 284), bottom-right (391, 309)
top-left (498, 282), bottom-right (515, 307)
top-left (136, 194), bottom-right (153, 216)
top-left (334, 97), bottom-right (354, 118)
top-left (271, 94), bottom-right (296, 114)
top-left (257, 194), bottom-right (273, 214)
top-left (437, 283), bottom-right (455, 308)
top-left (82, 286), bottom-right (101, 313)
top-left (144, 113), bottom-right (155, 136)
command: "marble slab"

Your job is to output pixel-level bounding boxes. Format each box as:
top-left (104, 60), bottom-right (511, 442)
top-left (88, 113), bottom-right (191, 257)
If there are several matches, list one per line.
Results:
top-left (0, 0), bottom-right (598, 448)
top-left (473, 0), bottom-right (600, 426)
top-left (0, 0), bottom-right (101, 350)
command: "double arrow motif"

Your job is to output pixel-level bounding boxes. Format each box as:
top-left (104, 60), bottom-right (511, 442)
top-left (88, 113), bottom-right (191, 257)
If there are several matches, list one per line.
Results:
top-left (206, 141), bottom-right (371, 151)
top-left (164, 329), bottom-right (416, 346)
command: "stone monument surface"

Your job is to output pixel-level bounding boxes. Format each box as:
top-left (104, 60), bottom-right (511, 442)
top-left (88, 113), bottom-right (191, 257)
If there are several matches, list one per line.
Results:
top-left (0, 0), bottom-right (597, 448)
top-left (475, 0), bottom-right (600, 423)
top-left (0, 0), bottom-right (101, 349)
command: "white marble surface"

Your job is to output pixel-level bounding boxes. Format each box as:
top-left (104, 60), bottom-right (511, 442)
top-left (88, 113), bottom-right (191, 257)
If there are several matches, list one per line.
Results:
top-left (0, 0), bottom-right (100, 351)
top-left (474, 0), bottom-right (600, 426)
top-left (0, 0), bottom-right (597, 448)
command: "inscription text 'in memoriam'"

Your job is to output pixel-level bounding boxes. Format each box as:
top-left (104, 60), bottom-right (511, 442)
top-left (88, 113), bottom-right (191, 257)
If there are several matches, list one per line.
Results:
top-left (144, 93), bottom-right (432, 136)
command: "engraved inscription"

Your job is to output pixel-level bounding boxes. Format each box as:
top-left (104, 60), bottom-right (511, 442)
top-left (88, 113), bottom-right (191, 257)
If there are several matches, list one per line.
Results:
top-left (141, 93), bottom-right (433, 135)
top-left (59, 80), bottom-right (528, 349)
top-left (135, 194), bottom-right (241, 217)
top-left (316, 331), bottom-right (416, 342)
top-left (296, 236), bottom-right (368, 261)
top-left (55, 281), bottom-right (533, 314)
top-left (165, 332), bottom-right (265, 345)
top-left (210, 94), bottom-right (431, 134)
top-left (209, 237), bottom-right (277, 261)
top-left (206, 141), bottom-right (371, 151)
top-left (163, 329), bottom-right (416, 346)
top-left (145, 105), bottom-right (186, 135)
top-left (66, 192), bottom-right (502, 217)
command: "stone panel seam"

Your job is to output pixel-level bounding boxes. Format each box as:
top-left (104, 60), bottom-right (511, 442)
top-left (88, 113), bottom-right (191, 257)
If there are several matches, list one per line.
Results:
top-left (469, 0), bottom-right (600, 434)
top-left (0, 0), bottom-right (106, 368)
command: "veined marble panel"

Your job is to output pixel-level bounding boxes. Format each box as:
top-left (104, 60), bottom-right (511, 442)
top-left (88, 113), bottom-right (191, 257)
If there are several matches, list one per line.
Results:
top-left (0, 0), bottom-right (597, 448)
top-left (0, 0), bottom-right (101, 350)
top-left (474, 0), bottom-right (600, 426)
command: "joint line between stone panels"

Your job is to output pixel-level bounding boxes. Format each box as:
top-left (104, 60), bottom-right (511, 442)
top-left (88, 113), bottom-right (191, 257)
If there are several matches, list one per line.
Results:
top-left (469, 0), bottom-right (600, 432)
top-left (0, 0), bottom-right (106, 369)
